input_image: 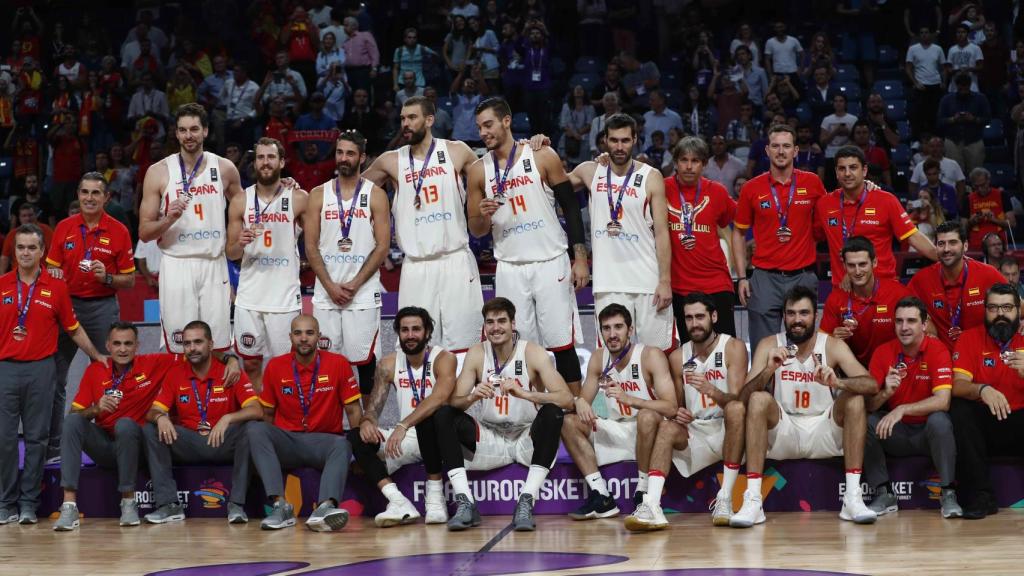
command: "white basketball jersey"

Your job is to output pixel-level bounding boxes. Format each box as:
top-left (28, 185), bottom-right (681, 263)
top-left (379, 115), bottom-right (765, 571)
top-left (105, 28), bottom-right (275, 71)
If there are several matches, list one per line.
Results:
top-left (484, 146), bottom-right (567, 263)
top-left (393, 346), bottom-right (445, 420)
top-left (158, 152), bottom-right (227, 258)
top-left (235, 185), bottom-right (301, 312)
top-left (600, 344), bottom-right (655, 421)
top-left (393, 139), bottom-right (469, 259)
top-left (479, 339), bottom-right (538, 430)
top-left (312, 178), bottom-right (382, 310)
top-left (774, 333), bottom-right (833, 416)
top-left (589, 162), bottom-right (659, 293)
top-left (680, 335), bottom-right (732, 420)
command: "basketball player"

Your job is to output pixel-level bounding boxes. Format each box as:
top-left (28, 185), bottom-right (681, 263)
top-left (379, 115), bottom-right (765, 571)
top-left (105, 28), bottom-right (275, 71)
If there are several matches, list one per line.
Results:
top-left (560, 304), bottom-right (676, 521)
top-left (432, 297), bottom-right (572, 531)
top-left (349, 307), bottom-right (457, 527)
top-left (362, 96), bottom-right (483, 352)
top-left (467, 97), bottom-right (590, 393)
top-left (730, 286), bottom-right (879, 527)
top-left (625, 292), bottom-right (748, 531)
top-left (564, 113), bottom-right (674, 350)
top-left (227, 137), bottom-right (307, 392)
top-left (306, 130), bottom-right (389, 396)
top-left (139, 103), bottom-right (244, 352)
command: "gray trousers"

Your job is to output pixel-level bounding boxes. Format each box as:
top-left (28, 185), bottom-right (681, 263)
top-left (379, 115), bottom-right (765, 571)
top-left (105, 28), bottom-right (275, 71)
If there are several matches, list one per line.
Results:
top-left (864, 410), bottom-right (957, 488)
top-left (51, 296), bottom-right (118, 452)
top-left (142, 422), bottom-right (251, 507)
top-left (0, 358), bottom-right (56, 511)
top-left (247, 421), bottom-right (352, 505)
top-left (746, 268), bottom-right (818, 349)
top-left (60, 413), bottom-right (141, 494)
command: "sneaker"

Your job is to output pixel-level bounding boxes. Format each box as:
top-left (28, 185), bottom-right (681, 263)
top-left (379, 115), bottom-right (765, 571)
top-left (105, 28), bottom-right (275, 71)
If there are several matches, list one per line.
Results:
top-left (53, 503), bottom-right (80, 531)
top-left (446, 494), bottom-right (481, 531)
top-left (424, 491), bottom-right (449, 524)
top-left (632, 490), bottom-right (646, 507)
top-left (119, 499), bottom-right (140, 526)
top-left (940, 489), bottom-right (963, 519)
top-left (729, 491), bottom-right (766, 528)
top-left (306, 501), bottom-right (349, 532)
top-left (568, 490), bottom-right (620, 521)
top-left (144, 503), bottom-right (185, 524)
top-left (868, 486), bottom-right (898, 516)
top-left (260, 501), bottom-right (296, 530)
top-left (227, 502), bottom-right (248, 524)
top-left (18, 508), bottom-right (37, 524)
top-left (962, 492), bottom-right (997, 520)
top-left (710, 494), bottom-right (733, 526)
top-left (0, 508), bottom-right (17, 525)
top-left (512, 493), bottom-right (536, 532)
top-left (840, 488), bottom-right (878, 524)
top-left (374, 498), bottom-right (421, 528)
top-left (624, 498), bottom-right (668, 532)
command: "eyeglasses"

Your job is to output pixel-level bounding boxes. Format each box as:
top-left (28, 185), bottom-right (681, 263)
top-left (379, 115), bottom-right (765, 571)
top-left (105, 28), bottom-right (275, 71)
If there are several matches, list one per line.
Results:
top-left (985, 304), bottom-right (1018, 314)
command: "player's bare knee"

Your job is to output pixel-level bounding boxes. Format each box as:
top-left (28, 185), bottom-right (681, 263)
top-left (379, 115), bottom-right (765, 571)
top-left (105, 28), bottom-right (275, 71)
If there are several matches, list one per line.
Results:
top-left (243, 357), bottom-right (263, 374)
top-left (747, 390), bottom-right (773, 416)
top-left (636, 408), bottom-right (661, 433)
top-left (724, 399), bottom-right (745, 423)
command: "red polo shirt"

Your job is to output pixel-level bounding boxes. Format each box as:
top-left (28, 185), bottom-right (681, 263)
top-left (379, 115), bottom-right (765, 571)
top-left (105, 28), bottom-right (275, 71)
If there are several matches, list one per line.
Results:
top-left (2, 223), bottom-right (54, 259)
top-left (869, 335), bottom-right (952, 424)
top-left (966, 189), bottom-right (1010, 248)
top-left (0, 268), bottom-right (79, 361)
top-left (815, 188), bottom-right (918, 286)
top-left (820, 278), bottom-right (912, 366)
top-left (953, 327), bottom-right (1024, 412)
top-left (907, 258), bottom-right (1006, 351)
top-left (46, 212), bottom-right (136, 299)
top-left (72, 353), bottom-right (181, 433)
top-left (153, 360), bottom-right (258, 430)
top-left (735, 169), bottom-right (826, 270)
top-left (260, 351), bottom-right (360, 434)
top-left (664, 176), bottom-right (736, 295)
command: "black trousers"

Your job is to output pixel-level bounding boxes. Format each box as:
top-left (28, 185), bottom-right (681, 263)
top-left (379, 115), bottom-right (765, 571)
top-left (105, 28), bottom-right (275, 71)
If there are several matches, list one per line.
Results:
top-left (348, 414), bottom-right (443, 485)
top-left (949, 398), bottom-right (1024, 503)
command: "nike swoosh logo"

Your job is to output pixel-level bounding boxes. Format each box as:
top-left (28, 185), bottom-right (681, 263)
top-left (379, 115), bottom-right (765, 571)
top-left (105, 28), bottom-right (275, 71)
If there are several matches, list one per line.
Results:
top-left (758, 194), bottom-right (770, 200)
top-left (557, 274), bottom-right (567, 282)
top-left (222, 280), bottom-right (229, 284)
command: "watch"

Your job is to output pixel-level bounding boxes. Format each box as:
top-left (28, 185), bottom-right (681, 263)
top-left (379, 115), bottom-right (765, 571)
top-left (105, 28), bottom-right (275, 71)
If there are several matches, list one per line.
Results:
top-left (103, 273), bottom-right (113, 286)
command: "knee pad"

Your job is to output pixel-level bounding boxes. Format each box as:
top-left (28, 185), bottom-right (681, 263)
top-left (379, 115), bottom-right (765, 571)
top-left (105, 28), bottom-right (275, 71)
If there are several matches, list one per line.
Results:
top-left (552, 348), bottom-right (583, 383)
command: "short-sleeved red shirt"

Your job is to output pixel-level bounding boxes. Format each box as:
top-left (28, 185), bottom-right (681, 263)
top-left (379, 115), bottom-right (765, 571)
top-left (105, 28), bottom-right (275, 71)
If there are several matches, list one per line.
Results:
top-left (735, 169), bottom-right (826, 270)
top-left (664, 176), bottom-right (736, 294)
top-left (259, 351), bottom-right (360, 433)
top-left (815, 188), bottom-right (918, 286)
top-left (45, 212), bottom-right (136, 299)
top-left (820, 278), bottom-right (913, 366)
top-left (908, 258), bottom-right (1006, 351)
top-left (0, 268), bottom-right (79, 361)
top-left (869, 335), bottom-right (952, 424)
top-left (72, 353), bottom-right (181, 432)
top-left (953, 327), bottom-right (1024, 412)
top-left (966, 189), bottom-right (1009, 248)
top-left (153, 360), bottom-right (258, 430)
top-left (2, 223), bottom-right (54, 259)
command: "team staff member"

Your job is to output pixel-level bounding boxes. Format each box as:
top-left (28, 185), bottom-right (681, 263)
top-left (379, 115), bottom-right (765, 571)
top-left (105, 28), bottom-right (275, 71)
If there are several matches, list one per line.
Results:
top-left (665, 136), bottom-right (738, 339)
top-left (142, 321), bottom-right (262, 525)
top-left (46, 172), bottom-right (136, 460)
top-left (950, 284), bottom-right (1024, 519)
top-left (908, 222), bottom-right (1006, 351)
top-left (863, 297), bottom-right (961, 518)
top-left (0, 224), bottom-right (106, 525)
top-left (816, 146), bottom-right (936, 287)
top-left (732, 124), bottom-right (828, 348)
top-left (819, 237), bottom-right (912, 366)
top-left (249, 315), bottom-right (362, 532)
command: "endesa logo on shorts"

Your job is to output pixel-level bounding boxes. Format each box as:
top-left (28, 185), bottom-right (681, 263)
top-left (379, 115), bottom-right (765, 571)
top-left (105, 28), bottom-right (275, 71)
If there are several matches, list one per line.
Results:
top-left (178, 229), bottom-right (223, 242)
top-left (247, 255), bottom-right (291, 267)
top-left (414, 211), bottom-right (454, 225)
top-left (501, 219), bottom-right (546, 238)
top-left (324, 253), bottom-right (367, 265)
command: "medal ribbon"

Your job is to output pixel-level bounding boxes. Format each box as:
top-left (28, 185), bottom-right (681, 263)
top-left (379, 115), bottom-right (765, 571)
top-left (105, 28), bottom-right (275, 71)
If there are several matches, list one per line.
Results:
top-left (490, 333), bottom-right (519, 378)
top-left (253, 184), bottom-right (283, 226)
top-left (109, 361), bottom-right (132, 392)
top-left (178, 154), bottom-right (203, 199)
top-left (409, 139), bottom-right (437, 205)
top-left (407, 348), bottom-right (433, 406)
top-left (947, 260), bottom-right (970, 329)
top-left (15, 270), bottom-right (38, 329)
top-left (492, 141), bottom-right (519, 199)
top-left (337, 178), bottom-right (365, 241)
top-left (769, 177), bottom-right (797, 229)
top-left (606, 160), bottom-right (636, 224)
top-left (292, 354), bottom-right (322, 427)
top-left (79, 224), bottom-right (101, 261)
top-left (845, 279), bottom-right (879, 320)
top-left (601, 342), bottom-right (633, 379)
top-left (190, 377), bottom-right (214, 425)
top-left (840, 188), bottom-right (869, 244)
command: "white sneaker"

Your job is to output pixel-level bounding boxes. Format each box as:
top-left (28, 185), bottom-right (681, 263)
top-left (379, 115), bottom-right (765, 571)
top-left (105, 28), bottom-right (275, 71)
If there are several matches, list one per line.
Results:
top-left (374, 498), bottom-right (422, 528)
top-left (624, 498), bottom-right (668, 532)
top-left (710, 493), bottom-right (733, 526)
top-left (840, 489), bottom-right (877, 524)
top-left (729, 491), bottom-right (766, 528)
top-left (424, 491), bottom-right (448, 524)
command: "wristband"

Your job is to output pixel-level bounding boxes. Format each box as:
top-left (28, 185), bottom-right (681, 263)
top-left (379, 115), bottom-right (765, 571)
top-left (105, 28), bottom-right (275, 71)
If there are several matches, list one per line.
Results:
top-left (154, 412), bottom-right (168, 422)
top-left (396, 422), bottom-right (410, 431)
top-left (978, 384), bottom-right (990, 397)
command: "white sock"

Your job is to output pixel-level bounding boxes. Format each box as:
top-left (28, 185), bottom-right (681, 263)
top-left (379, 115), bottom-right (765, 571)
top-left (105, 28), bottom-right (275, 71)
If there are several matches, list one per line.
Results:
top-left (721, 464), bottom-right (740, 496)
top-left (747, 476), bottom-right (762, 498)
top-left (64, 501), bottom-right (77, 508)
top-left (447, 468), bottom-right (474, 502)
top-left (523, 465), bottom-right (549, 500)
top-left (647, 472), bottom-right (666, 508)
top-left (381, 482), bottom-right (404, 504)
top-left (585, 472), bottom-right (609, 496)
top-left (637, 470), bottom-right (649, 493)
top-left (426, 479), bottom-right (444, 494)
top-left (845, 472), bottom-right (862, 497)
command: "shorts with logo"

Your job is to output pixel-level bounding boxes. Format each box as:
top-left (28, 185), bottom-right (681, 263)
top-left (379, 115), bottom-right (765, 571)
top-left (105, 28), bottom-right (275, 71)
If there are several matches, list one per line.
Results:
top-left (464, 423), bottom-right (538, 471)
top-left (234, 307), bottom-right (299, 359)
top-left (592, 417), bottom-right (637, 466)
top-left (594, 292), bottom-right (677, 351)
top-left (496, 252), bottom-right (584, 350)
top-left (767, 407), bottom-right (844, 460)
top-left (671, 417), bottom-right (725, 477)
top-left (313, 306), bottom-right (381, 364)
top-left (399, 248), bottom-right (484, 353)
top-left (159, 254), bottom-right (232, 352)
top-left (378, 426), bottom-right (424, 474)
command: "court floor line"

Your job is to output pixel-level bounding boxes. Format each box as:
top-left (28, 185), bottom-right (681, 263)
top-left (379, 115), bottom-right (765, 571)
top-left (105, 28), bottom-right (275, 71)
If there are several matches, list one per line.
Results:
top-left (450, 522), bottom-right (516, 576)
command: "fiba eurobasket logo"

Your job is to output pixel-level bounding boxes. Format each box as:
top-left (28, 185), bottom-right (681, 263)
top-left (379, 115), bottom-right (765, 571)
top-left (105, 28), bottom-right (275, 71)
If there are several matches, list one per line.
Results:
top-left (194, 479), bottom-right (229, 509)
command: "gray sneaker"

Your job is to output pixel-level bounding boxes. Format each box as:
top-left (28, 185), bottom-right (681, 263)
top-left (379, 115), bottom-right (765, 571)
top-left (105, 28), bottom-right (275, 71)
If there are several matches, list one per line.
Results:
top-left (119, 499), bottom-right (140, 526)
top-left (18, 508), bottom-right (37, 524)
top-left (868, 486), bottom-right (898, 516)
top-left (306, 501), bottom-right (349, 532)
top-left (261, 500), bottom-right (296, 530)
top-left (513, 493), bottom-right (536, 532)
top-left (53, 503), bottom-right (80, 531)
top-left (447, 494), bottom-right (481, 531)
top-left (144, 502), bottom-right (185, 524)
top-left (227, 502), bottom-right (249, 524)
top-left (941, 488), bottom-right (963, 519)
top-left (0, 508), bottom-right (17, 525)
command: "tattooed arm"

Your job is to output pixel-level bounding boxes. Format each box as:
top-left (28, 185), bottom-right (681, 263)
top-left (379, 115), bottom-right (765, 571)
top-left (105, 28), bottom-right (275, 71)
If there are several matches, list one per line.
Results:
top-left (358, 354), bottom-right (395, 444)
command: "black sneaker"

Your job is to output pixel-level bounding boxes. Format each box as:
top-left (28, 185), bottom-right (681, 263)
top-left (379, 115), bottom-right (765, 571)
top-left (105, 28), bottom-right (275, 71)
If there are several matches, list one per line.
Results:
top-left (963, 492), bottom-right (999, 520)
top-left (569, 490), bottom-right (620, 520)
top-left (633, 490), bottom-right (646, 507)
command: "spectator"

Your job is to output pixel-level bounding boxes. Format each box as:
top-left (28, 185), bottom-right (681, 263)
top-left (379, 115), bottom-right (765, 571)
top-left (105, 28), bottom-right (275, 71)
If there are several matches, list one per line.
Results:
top-left (0, 202), bottom-right (53, 272)
top-left (47, 112), bottom-right (85, 217)
top-left (806, 65), bottom-right (839, 129)
top-left (768, 68), bottom-right (801, 110)
top-left (392, 27), bottom-right (437, 91)
top-left (559, 84), bottom-right (595, 167)
top-left (945, 24), bottom-right (984, 93)
top-left (801, 32), bottom-right (835, 80)
top-left (54, 46), bottom-right (86, 91)
top-left (307, 0), bottom-right (334, 31)
top-left (519, 24), bottom-right (553, 135)
top-left (948, 3), bottom-right (987, 44)
top-left (482, 0), bottom-right (502, 34)
top-left (707, 61), bottom-right (745, 132)
top-left (938, 72), bottom-right (990, 174)
top-left (221, 63), bottom-right (259, 151)
top-left (1010, 39), bottom-right (1024, 95)
top-left (577, 0), bottom-right (607, 59)
top-left (607, 0), bottom-right (637, 55)
top-left (980, 232), bottom-right (1005, 265)
top-left (498, 21), bottom-right (526, 111)
top-left (341, 17), bottom-right (379, 94)
top-left (978, 22), bottom-right (1007, 116)
top-left (444, 16), bottom-right (471, 78)
top-left (317, 63), bottom-right (347, 123)
top-left (280, 6), bottom-right (320, 89)
top-left (16, 56), bottom-right (44, 123)
top-left (704, 134), bottom-right (746, 198)
top-left (997, 256), bottom-right (1024, 299)
top-left (794, 123), bottom-right (826, 180)
top-left (964, 166), bottom-right (1014, 249)
top-left (642, 89), bottom-right (682, 148)
top-left (12, 6), bottom-right (43, 61)
top-left (852, 120), bottom-right (893, 189)
top-left (262, 96), bottom-right (293, 145)
top-left (165, 66), bottom-right (197, 116)
top-left (395, 70), bottom-right (424, 107)
top-left (907, 187), bottom-right (945, 243)
top-left (730, 22), bottom-right (761, 65)
top-left (589, 91), bottom-right (621, 157)
top-left (120, 25), bottom-right (162, 79)
top-left (761, 90), bottom-right (787, 125)
top-left (467, 16), bottom-right (500, 91)
top-left (903, 0), bottom-right (942, 41)
top-left (917, 158), bottom-right (959, 219)
top-left (909, 135), bottom-right (966, 200)
top-left (257, 51), bottom-right (307, 116)
top-left (97, 55), bottom-right (126, 129)
top-left (450, 64), bottom-right (488, 146)
top-left (125, 38), bottom-right (161, 88)
top-left (725, 100), bottom-right (762, 161)
top-left (171, 38), bottom-right (213, 82)
top-left (451, 0), bottom-right (481, 19)
top-left (340, 88), bottom-right (383, 153)
top-left (315, 32), bottom-right (346, 80)
top-left (318, 7), bottom-right (347, 45)
top-left (679, 84), bottom-right (715, 141)
top-left (691, 31), bottom-right (719, 91)
top-left (122, 11), bottom-right (169, 55)
top-left (732, 45), bottom-right (769, 111)
top-left (820, 92), bottom-right (858, 160)
top-left (289, 140), bottom-right (334, 192)
top-left (9, 174), bottom-right (51, 227)
top-left (198, 56), bottom-right (234, 152)
top-left (620, 51), bottom-right (660, 109)
top-left (425, 86), bottom-right (452, 138)
top-left (51, 75), bottom-right (80, 120)
top-left (126, 72), bottom-right (170, 125)
top-left (764, 21), bottom-right (804, 83)
top-left (100, 144), bottom-right (138, 212)
top-left (864, 92), bottom-right (901, 148)
top-left (642, 129), bottom-right (667, 169)
top-left (295, 92), bottom-right (338, 136)
top-left (906, 26), bottom-right (946, 138)
top-left (1013, 84), bottom-right (1024, 189)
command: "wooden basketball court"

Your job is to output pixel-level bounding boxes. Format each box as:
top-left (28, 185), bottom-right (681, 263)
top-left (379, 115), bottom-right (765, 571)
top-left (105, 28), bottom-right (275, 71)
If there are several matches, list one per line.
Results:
top-left (3, 510), bottom-right (1020, 575)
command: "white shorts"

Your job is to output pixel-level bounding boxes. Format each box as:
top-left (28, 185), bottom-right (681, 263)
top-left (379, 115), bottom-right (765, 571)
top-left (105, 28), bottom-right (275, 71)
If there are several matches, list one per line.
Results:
top-left (234, 307), bottom-right (299, 359)
top-left (592, 418), bottom-right (637, 466)
top-left (378, 426), bottom-right (424, 474)
top-left (399, 248), bottom-right (484, 352)
top-left (159, 254), bottom-right (232, 352)
top-left (496, 252), bottom-right (584, 350)
top-left (671, 418), bottom-right (725, 477)
top-left (767, 408), bottom-right (844, 460)
top-left (594, 292), bottom-right (677, 351)
top-left (465, 423), bottom-right (535, 471)
top-left (313, 306), bottom-right (381, 364)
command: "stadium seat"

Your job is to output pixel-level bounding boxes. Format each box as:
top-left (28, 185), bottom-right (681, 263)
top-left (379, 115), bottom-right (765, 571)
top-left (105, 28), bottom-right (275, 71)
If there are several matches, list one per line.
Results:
top-left (836, 81), bottom-right (861, 100)
top-left (890, 144), bottom-right (911, 168)
top-left (875, 67), bottom-right (903, 81)
top-left (983, 120), bottom-right (1004, 145)
top-left (847, 100), bottom-right (862, 117)
top-left (568, 73), bottom-right (600, 92)
top-left (550, 57), bottom-right (567, 77)
top-left (574, 56), bottom-right (603, 74)
top-left (872, 80), bottom-right (904, 100)
top-left (987, 145), bottom-right (1011, 164)
top-left (885, 100), bottom-right (907, 121)
top-left (896, 120), bottom-right (911, 142)
top-left (877, 45), bottom-right (899, 67)
top-left (988, 163), bottom-right (1015, 189)
top-left (834, 64), bottom-right (860, 82)
top-left (511, 112), bottom-right (532, 134)
top-left (794, 103), bottom-right (812, 124)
